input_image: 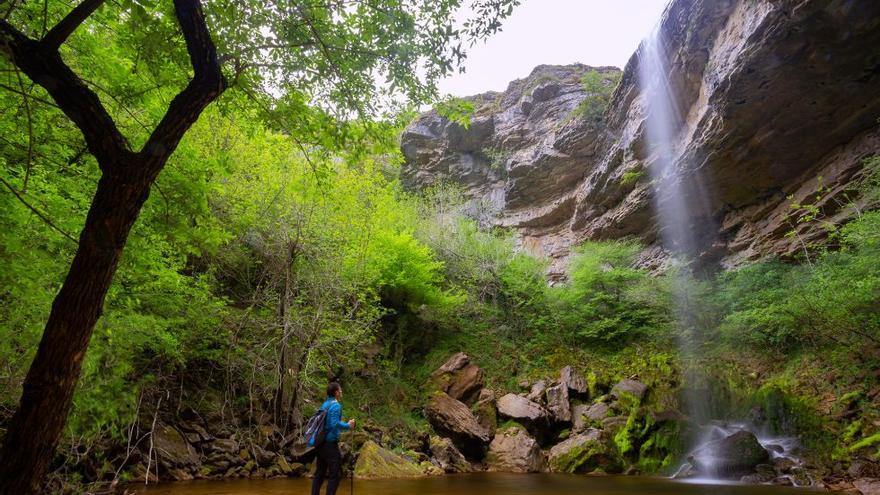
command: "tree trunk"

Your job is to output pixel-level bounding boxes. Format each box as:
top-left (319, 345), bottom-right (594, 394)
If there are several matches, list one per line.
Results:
top-left (0, 168), bottom-right (153, 494)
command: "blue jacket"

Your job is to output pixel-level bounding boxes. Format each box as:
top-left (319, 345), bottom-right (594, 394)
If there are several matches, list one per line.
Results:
top-left (318, 397), bottom-right (350, 443)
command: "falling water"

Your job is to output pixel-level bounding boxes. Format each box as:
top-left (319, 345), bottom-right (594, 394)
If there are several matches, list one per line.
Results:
top-left (637, 25), bottom-right (709, 422)
top-left (637, 28), bottom-right (806, 484)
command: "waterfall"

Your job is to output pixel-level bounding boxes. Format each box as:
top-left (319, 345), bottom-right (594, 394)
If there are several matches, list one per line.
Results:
top-left (637, 27), bottom-right (807, 484)
top-left (637, 24), bottom-right (708, 425)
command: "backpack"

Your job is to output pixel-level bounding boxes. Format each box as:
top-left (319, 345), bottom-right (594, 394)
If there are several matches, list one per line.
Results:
top-left (304, 407), bottom-right (328, 447)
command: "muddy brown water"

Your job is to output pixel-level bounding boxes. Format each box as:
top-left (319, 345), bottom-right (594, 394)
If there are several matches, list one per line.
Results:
top-left (134, 473), bottom-right (819, 494)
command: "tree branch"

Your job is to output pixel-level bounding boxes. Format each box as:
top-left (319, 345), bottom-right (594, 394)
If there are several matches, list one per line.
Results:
top-left (42, 0), bottom-right (106, 49)
top-left (0, 175), bottom-right (78, 244)
top-left (140, 0), bottom-right (226, 165)
top-left (0, 19), bottom-right (130, 168)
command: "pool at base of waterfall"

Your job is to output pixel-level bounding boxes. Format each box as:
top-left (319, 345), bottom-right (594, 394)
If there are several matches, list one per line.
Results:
top-left (134, 472), bottom-right (821, 495)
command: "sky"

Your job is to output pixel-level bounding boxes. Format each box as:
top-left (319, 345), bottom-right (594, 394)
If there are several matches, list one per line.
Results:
top-left (437, 0), bottom-right (670, 97)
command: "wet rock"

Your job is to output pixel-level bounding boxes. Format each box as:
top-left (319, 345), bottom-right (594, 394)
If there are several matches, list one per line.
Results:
top-left (740, 464), bottom-right (777, 483)
top-left (772, 456), bottom-right (797, 473)
top-left (560, 366), bottom-right (588, 396)
top-left (547, 428), bottom-right (621, 474)
top-left (545, 383), bottom-right (571, 423)
top-left (789, 466), bottom-right (813, 487)
top-left (354, 441), bottom-right (425, 479)
top-left (425, 391), bottom-right (490, 458)
top-left (431, 352), bottom-right (484, 405)
top-left (764, 443), bottom-right (784, 454)
top-left (428, 436), bottom-right (471, 473)
top-left (689, 431), bottom-right (770, 479)
top-left (487, 426), bottom-right (544, 473)
top-left (672, 462), bottom-right (697, 479)
top-left (610, 379), bottom-right (648, 403)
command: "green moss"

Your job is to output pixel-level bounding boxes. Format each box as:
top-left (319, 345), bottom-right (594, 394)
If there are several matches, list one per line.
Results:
top-left (620, 170), bottom-right (644, 187)
top-left (354, 440), bottom-right (426, 479)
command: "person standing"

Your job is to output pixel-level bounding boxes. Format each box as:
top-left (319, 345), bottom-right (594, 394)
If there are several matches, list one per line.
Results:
top-left (311, 382), bottom-right (355, 495)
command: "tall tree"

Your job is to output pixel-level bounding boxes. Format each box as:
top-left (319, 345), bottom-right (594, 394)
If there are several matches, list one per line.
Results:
top-left (0, 0), bottom-right (519, 492)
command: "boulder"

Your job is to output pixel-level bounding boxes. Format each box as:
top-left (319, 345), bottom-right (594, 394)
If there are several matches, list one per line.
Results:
top-left (854, 478), bottom-right (880, 495)
top-left (545, 383), bottom-right (571, 423)
top-left (487, 426), bottom-right (544, 473)
top-left (689, 431), bottom-right (770, 479)
top-left (496, 393), bottom-right (551, 439)
top-left (425, 391), bottom-right (490, 458)
top-left (547, 428), bottom-right (621, 474)
top-left (354, 441), bottom-right (425, 479)
top-left (151, 424), bottom-right (198, 469)
top-left (526, 380), bottom-right (547, 403)
top-left (251, 444), bottom-right (277, 467)
top-left (610, 379), bottom-right (648, 403)
top-left (740, 463), bottom-right (777, 483)
top-left (474, 389), bottom-right (498, 434)
top-left (430, 353), bottom-right (484, 405)
top-left (572, 403), bottom-right (610, 432)
top-left (851, 460), bottom-right (880, 479)
top-left (428, 436), bottom-right (471, 473)
top-left (560, 366), bottom-right (588, 395)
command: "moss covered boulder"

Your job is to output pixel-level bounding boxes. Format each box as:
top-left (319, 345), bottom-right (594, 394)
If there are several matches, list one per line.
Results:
top-left (429, 436), bottom-right (471, 473)
top-left (688, 431), bottom-right (769, 478)
top-left (425, 391), bottom-right (490, 458)
top-left (354, 441), bottom-right (425, 479)
top-left (547, 428), bottom-right (622, 474)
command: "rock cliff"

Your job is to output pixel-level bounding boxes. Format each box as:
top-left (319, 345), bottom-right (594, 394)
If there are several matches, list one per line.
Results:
top-left (401, 0), bottom-right (880, 278)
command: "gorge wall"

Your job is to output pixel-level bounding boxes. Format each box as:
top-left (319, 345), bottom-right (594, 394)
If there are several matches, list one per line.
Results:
top-left (401, 0), bottom-right (880, 279)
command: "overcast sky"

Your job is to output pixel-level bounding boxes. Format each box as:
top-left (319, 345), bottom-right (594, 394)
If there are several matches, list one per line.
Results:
top-left (437, 0), bottom-right (670, 97)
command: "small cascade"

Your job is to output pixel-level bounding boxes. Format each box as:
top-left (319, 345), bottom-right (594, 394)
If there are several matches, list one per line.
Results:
top-left (673, 421), bottom-right (813, 486)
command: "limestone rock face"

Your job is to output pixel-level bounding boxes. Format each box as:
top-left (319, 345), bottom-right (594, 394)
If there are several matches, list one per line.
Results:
top-left (547, 428), bottom-right (621, 474)
top-left (400, 0), bottom-right (880, 278)
top-left (425, 392), bottom-right (490, 458)
top-left (354, 440), bottom-right (424, 479)
top-left (487, 427), bottom-right (544, 473)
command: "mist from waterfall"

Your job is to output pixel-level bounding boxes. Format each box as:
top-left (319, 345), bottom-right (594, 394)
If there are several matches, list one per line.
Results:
top-left (637, 26), bottom-right (709, 423)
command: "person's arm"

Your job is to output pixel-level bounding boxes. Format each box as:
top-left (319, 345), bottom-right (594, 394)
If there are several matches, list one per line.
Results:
top-left (330, 402), bottom-right (350, 430)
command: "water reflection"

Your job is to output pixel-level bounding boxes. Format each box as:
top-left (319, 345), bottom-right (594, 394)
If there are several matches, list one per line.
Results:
top-left (135, 473), bottom-right (818, 495)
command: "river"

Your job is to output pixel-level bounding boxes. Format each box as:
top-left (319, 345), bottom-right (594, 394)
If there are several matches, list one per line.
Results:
top-left (135, 473), bottom-right (818, 494)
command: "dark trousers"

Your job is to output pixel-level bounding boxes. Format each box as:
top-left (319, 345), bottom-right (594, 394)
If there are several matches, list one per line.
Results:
top-left (311, 441), bottom-right (342, 495)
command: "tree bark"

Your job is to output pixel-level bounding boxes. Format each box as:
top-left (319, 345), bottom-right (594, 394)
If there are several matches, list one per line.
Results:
top-left (0, 168), bottom-right (152, 494)
top-left (0, 0), bottom-right (226, 492)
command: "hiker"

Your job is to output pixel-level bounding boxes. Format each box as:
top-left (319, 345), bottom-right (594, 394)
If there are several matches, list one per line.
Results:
top-left (310, 382), bottom-right (355, 495)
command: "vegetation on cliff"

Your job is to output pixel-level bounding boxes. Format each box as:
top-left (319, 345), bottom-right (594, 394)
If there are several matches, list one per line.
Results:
top-left (0, 0), bottom-right (879, 491)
